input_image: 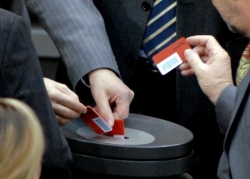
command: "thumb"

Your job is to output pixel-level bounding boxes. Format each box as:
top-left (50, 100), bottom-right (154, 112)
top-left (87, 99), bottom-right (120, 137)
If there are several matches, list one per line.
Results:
top-left (184, 49), bottom-right (204, 75)
top-left (94, 101), bottom-right (115, 127)
top-left (112, 102), bottom-right (130, 120)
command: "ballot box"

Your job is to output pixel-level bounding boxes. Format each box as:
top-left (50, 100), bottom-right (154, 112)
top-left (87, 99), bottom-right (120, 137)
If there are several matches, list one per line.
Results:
top-left (61, 113), bottom-right (193, 179)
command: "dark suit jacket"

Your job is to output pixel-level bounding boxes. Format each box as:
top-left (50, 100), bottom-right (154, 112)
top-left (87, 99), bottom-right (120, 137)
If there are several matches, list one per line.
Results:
top-left (0, 8), bottom-right (71, 178)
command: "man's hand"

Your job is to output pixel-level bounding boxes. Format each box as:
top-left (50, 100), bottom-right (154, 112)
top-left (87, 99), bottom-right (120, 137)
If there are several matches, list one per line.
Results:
top-left (179, 35), bottom-right (234, 104)
top-left (44, 78), bottom-right (87, 125)
top-left (89, 69), bottom-right (134, 127)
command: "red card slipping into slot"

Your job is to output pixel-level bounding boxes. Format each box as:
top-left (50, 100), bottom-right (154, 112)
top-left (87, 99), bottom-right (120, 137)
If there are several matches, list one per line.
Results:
top-left (152, 37), bottom-right (191, 75)
top-left (104, 119), bottom-right (125, 138)
top-left (80, 106), bottom-right (112, 134)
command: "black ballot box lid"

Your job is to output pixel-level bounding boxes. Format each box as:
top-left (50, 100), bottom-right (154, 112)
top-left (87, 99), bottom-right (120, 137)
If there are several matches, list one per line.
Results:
top-left (61, 113), bottom-right (194, 177)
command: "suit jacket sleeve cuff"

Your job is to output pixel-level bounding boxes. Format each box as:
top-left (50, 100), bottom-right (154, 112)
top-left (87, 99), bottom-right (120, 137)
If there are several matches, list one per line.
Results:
top-left (80, 69), bottom-right (121, 88)
top-left (215, 84), bottom-right (236, 134)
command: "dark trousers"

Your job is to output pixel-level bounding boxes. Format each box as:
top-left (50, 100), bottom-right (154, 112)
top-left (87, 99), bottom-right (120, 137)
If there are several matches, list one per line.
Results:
top-left (40, 167), bottom-right (72, 179)
top-left (129, 57), bottom-right (178, 122)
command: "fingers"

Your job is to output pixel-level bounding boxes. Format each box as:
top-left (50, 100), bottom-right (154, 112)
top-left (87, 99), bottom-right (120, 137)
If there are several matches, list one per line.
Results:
top-left (56, 115), bottom-right (72, 126)
top-left (179, 61), bottom-right (194, 76)
top-left (186, 35), bottom-right (222, 53)
top-left (52, 101), bottom-right (84, 119)
top-left (51, 89), bottom-right (86, 115)
top-left (94, 103), bottom-right (114, 127)
top-left (94, 94), bottom-right (132, 127)
top-left (89, 69), bottom-right (134, 127)
top-left (184, 49), bottom-right (205, 75)
top-left (180, 36), bottom-right (220, 76)
top-left (110, 86), bottom-right (134, 120)
top-left (92, 90), bottom-right (114, 126)
top-left (186, 35), bottom-right (214, 47)
top-left (182, 36), bottom-right (233, 104)
top-left (44, 78), bottom-right (87, 121)
top-left (179, 48), bottom-right (204, 76)
top-left (112, 101), bottom-right (130, 120)
top-left (95, 87), bottom-right (134, 126)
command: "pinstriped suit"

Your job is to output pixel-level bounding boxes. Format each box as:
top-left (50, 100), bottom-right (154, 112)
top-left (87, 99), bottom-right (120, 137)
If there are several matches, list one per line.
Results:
top-left (0, 4), bottom-right (72, 179)
top-left (26, 0), bottom-right (119, 89)
top-left (25, 0), bottom-right (242, 178)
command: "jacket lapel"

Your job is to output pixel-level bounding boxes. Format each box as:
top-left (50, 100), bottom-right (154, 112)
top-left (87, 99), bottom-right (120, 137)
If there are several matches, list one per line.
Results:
top-left (224, 61), bottom-right (250, 150)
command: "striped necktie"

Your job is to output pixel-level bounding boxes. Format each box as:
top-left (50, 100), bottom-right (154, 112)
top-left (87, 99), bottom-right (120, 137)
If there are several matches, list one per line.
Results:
top-left (143, 0), bottom-right (177, 63)
top-left (236, 42), bottom-right (250, 86)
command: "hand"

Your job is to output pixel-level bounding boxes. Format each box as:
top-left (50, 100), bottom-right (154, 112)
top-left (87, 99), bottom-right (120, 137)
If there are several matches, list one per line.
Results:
top-left (179, 35), bottom-right (233, 104)
top-left (88, 69), bottom-right (134, 127)
top-left (44, 78), bottom-right (87, 125)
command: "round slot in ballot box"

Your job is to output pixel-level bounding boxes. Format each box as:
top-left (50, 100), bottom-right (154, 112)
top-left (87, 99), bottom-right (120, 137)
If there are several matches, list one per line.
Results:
top-left (61, 113), bottom-right (194, 178)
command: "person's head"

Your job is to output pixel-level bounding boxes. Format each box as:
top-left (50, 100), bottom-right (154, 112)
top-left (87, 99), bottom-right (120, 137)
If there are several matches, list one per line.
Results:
top-left (212, 0), bottom-right (250, 37)
top-left (0, 98), bottom-right (45, 179)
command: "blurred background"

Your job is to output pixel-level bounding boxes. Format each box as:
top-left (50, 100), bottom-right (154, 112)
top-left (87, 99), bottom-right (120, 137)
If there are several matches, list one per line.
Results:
top-left (29, 12), bottom-right (60, 80)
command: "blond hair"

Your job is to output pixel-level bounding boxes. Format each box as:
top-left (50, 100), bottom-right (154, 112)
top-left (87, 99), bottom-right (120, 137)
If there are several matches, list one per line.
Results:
top-left (0, 98), bottom-right (45, 179)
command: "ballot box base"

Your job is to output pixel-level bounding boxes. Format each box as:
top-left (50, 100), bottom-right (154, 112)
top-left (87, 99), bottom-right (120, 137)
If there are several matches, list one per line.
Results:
top-left (61, 113), bottom-right (194, 178)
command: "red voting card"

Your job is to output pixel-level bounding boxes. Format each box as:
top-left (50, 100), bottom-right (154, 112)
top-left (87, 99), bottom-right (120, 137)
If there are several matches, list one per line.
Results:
top-left (80, 106), bottom-right (112, 134)
top-left (80, 106), bottom-right (125, 137)
top-left (152, 37), bottom-right (191, 75)
top-left (104, 119), bottom-right (125, 138)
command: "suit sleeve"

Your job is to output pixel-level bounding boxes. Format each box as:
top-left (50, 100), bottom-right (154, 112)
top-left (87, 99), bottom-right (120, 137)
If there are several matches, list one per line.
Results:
top-left (0, 14), bottom-right (71, 172)
top-left (25, 0), bottom-right (120, 89)
top-left (215, 85), bottom-right (237, 134)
